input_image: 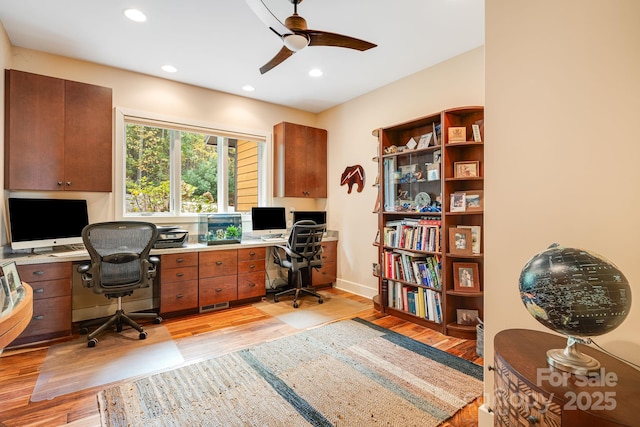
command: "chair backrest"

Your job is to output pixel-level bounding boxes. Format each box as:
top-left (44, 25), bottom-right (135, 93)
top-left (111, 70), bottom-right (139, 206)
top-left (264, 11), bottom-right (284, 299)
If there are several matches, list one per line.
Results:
top-left (286, 220), bottom-right (326, 272)
top-left (82, 221), bottom-right (158, 295)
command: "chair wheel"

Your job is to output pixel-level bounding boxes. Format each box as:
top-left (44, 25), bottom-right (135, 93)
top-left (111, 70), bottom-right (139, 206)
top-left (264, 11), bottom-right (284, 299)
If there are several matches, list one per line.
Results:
top-left (80, 327), bottom-right (89, 335)
top-left (88, 338), bottom-right (97, 348)
top-left (318, 299), bottom-right (323, 304)
top-left (139, 331), bottom-right (148, 340)
top-left (293, 302), bottom-right (299, 309)
top-left (154, 316), bottom-right (163, 324)
top-left (274, 296), bottom-right (279, 302)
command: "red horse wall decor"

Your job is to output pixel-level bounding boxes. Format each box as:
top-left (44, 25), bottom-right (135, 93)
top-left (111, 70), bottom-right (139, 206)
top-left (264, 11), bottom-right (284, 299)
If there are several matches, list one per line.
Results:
top-left (340, 165), bottom-right (365, 194)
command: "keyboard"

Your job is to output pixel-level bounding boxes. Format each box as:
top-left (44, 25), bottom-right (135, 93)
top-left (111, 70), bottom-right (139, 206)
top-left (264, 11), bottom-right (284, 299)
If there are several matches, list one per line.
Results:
top-left (261, 234), bottom-right (284, 241)
top-left (50, 250), bottom-right (89, 257)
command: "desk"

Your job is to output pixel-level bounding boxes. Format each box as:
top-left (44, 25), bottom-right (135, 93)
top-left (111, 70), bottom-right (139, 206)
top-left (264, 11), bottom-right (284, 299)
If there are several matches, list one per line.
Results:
top-left (1, 234), bottom-right (338, 348)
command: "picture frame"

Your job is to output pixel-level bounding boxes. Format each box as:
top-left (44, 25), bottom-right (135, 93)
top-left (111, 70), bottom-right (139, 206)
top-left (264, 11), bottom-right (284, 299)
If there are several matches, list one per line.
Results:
top-left (464, 190), bottom-right (483, 212)
top-left (454, 161), bottom-right (479, 178)
top-left (472, 124), bottom-right (482, 142)
top-left (448, 126), bottom-right (466, 143)
top-left (1, 261), bottom-right (21, 302)
top-left (456, 309), bottom-right (479, 325)
top-left (457, 225), bottom-right (481, 254)
top-left (450, 192), bottom-right (466, 212)
top-left (453, 262), bottom-right (480, 292)
top-left (417, 133), bottom-right (433, 149)
top-left (449, 227), bottom-right (473, 255)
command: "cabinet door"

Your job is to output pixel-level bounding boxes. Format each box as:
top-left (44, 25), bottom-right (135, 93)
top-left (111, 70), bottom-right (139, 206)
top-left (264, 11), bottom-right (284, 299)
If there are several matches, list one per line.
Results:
top-left (64, 80), bottom-right (113, 191)
top-left (4, 70), bottom-right (65, 190)
top-left (274, 122), bottom-right (327, 198)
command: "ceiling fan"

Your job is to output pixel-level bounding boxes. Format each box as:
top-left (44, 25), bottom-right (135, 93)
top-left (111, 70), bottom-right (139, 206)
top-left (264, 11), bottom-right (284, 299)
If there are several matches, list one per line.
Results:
top-left (245, 0), bottom-right (377, 74)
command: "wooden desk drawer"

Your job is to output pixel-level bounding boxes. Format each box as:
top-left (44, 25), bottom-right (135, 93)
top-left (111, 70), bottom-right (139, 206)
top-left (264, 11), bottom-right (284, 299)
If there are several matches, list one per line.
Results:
top-left (199, 250), bottom-right (237, 277)
top-left (30, 278), bottom-right (71, 300)
top-left (238, 272), bottom-right (266, 300)
top-left (320, 241), bottom-right (337, 262)
top-left (160, 265), bottom-right (198, 284)
top-left (160, 252), bottom-right (198, 270)
top-left (21, 296), bottom-right (71, 337)
top-left (18, 262), bottom-right (71, 282)
top-left (238, 259), bottom-right (265, 274)
top-left (238, 247), bottom-right (266, 262)
top-left (199, 276), bottom-right (237, 305)
top-left (160, 279), bottom-right (199, 313)
top-left (313, 262), bottom-right (336, 286)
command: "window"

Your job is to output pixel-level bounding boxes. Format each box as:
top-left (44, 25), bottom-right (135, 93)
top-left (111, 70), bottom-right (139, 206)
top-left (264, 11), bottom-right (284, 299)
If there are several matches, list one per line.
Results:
top-left (115, 109), bottom-right (270, 221)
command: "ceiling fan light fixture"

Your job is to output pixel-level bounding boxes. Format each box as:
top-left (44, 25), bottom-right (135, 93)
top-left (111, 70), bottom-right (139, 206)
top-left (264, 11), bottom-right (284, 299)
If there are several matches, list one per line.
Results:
top-left (283, 33), bottom-right (309, 51)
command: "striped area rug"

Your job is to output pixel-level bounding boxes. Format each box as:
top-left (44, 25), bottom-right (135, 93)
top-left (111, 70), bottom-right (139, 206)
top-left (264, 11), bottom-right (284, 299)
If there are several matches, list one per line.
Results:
top-left (98, 318), bottom-right (483, 426)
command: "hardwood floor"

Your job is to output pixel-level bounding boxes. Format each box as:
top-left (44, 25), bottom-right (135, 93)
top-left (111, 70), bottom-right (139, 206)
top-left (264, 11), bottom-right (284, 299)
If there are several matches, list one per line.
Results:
top-left (0, 289), bottom-right (483, 427)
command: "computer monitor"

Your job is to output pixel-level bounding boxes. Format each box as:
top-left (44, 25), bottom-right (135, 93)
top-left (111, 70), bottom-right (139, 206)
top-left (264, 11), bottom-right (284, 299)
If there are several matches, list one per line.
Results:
top-left (250, 207), bottom-right (287, 237)
top-left (293, 210), bottom-right (327, 226)
top-left (7, 197), bottom-right (89, 251)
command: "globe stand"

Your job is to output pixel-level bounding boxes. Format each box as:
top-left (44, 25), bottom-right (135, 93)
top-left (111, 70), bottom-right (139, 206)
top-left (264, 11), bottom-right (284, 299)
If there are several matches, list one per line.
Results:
top-left (546, 336), bottom-right (600, 376)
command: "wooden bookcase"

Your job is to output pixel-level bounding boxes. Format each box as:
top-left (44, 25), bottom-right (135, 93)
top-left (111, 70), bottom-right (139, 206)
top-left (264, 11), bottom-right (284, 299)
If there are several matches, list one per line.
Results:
top-left (373, 106), bottom-right (484, 339)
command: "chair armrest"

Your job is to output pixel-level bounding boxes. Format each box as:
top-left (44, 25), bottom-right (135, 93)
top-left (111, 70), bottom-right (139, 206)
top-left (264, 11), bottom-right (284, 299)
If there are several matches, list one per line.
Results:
top-left (149, 256), bottom-right (160, 265)
top-left (77, 263), bottom-right (90, 274)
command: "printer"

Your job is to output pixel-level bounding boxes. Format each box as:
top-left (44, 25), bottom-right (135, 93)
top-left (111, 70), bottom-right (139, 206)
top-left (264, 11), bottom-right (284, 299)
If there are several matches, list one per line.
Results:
top-left (153, 226), bottom-right (189, 249)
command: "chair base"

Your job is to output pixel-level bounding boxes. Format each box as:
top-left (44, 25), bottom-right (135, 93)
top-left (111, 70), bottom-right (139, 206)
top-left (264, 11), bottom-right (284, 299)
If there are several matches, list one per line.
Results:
top-left (274, 286), bottom-right (324, 309)
top-left (80, 308), bottom-right (162, 347)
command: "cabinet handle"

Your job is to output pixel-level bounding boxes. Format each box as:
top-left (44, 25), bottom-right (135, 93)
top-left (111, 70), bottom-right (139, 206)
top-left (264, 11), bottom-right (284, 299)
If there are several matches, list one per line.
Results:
top-left (33, 270), bottom-right (45, 276)
top-left (66, 181), bottom-right (72, 186)
top-left (176, 294), bottom-right (184, 299)
top-left (176, 258), bottom-right (184, 263)
top-left (248, 283), bottom-right (256, 287)
top-left (249, 264), bottom-right (255, 269)
top-left (216, 261), bottom-right (223, 265)
top-left (249, 251), bottom-right (256, 256)
top-left (33, 315), bottom-right (44, 321)
top-left (57, 181), bottom-right (63, 187)
top-left (215, 288), bottom-right (223, 292)
top-left (34, 288), bottom-right (45, 293)
top-left (176, 273), bottom-right (184, 277)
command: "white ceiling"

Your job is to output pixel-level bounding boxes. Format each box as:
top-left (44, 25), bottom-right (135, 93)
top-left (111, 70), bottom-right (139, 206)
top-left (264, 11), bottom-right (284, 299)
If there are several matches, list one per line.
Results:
top-left (0, 0), bottom-right (484, 114)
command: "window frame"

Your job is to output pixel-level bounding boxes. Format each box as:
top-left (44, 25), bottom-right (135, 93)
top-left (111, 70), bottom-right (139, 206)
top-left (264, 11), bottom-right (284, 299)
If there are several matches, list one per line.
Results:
top-left (114, 107), bottom-right (273, 225)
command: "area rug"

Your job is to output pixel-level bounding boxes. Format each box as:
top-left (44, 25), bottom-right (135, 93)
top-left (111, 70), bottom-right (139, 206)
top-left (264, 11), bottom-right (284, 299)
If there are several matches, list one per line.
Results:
top-left (32, 324), bottom-right (184, 402)
top-left (98, 318), bottom-right (483, 426)
top-left (252, 290), bottom-right (371, 329)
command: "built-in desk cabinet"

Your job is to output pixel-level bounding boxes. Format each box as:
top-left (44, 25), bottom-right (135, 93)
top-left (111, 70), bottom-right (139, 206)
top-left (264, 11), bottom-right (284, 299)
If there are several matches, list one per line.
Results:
top-left (4, 69), bottom-right (112, 192)
top-left (313, 241), bottom-right (337, 287)
top-left (237, 247), bottom-right (266, 300)
top-left (199, 250), bottom-right (238, 310)
top-left (158, 252), bottom-right (199, 314)
top-left (11, 262), bottom-right (72, 346)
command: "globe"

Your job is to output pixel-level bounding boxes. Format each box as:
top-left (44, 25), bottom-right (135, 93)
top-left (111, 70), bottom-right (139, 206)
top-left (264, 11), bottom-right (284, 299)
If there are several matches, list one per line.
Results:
top-left (519, 244), bottom-right (632, 337)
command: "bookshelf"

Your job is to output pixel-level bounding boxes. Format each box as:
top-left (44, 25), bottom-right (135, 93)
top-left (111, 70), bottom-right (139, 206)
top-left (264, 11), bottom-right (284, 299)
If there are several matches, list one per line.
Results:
top-left (373, 106), bottom-right (484, 338)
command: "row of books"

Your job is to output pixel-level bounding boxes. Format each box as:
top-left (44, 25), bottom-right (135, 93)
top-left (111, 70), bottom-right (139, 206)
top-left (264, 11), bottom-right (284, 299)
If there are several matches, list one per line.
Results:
top-left (388, 282), bottom-right (442, 324)
top-left (382, 250), bottom-right (441, 290)
top-left (383, 217), bottom-right (441, 252)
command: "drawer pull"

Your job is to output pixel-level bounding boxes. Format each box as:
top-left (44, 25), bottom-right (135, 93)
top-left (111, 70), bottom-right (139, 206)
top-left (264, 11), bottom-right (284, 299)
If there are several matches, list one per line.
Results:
top-left (249, 251), bottom-right (256, 256)
top-left (33, 315), bottom-right (44, 321)
top-left (248, 283), bottom-right (256, 287)
top-left (216, 261), bottom-right (223, 265)
top-left (215, 288), bottom-right (223, 292)
top-left (176, 258), bottom-right (184, 263)
top-left (33, 270), bottom-right (45, 276)
top-left (176, 294), bottom-right (184, 299)
top-left (34, 288), bottom-right (45, 293)
top-left (176, 273), bottom-right (184, 277)
top-left (249, 264), bottom-right (255, 269)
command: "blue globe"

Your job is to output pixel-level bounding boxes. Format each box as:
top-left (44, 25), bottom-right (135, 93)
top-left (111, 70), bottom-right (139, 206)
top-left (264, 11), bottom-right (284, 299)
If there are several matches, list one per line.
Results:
top-left (519, 244), bottom-right (631, 337)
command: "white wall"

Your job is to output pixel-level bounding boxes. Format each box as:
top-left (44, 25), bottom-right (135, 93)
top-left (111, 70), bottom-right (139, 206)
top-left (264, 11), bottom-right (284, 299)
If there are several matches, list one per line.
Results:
top-left (483, 0), bottom-right (640, 421)
top-left (318, 47), bottom-right (484, 297)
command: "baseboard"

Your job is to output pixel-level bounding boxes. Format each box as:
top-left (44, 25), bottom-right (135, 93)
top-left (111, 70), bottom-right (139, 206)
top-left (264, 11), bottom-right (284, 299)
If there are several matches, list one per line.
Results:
top-left (334, 279), bottom-right (377, 299)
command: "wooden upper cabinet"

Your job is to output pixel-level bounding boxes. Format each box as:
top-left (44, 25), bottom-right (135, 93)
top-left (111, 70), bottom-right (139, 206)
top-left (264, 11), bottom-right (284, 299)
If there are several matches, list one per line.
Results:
top-left (4, 69), bottom-right (113, 192)
top-left (273, 121), bottom-right (327, 198)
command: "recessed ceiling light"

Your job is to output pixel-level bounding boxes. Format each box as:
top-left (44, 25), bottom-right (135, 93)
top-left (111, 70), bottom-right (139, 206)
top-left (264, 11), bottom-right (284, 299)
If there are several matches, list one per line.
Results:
top-left (124, 9), bottom-right (147, 22)
top-left (309, 69), bottom-right (323, 77)
top-left (161, 65), bottom-right (178, 73)
top-left (242, 85), bottom-right (255, 92)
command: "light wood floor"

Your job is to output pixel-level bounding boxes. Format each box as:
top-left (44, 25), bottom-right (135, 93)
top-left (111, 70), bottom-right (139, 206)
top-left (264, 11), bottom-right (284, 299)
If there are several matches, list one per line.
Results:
top-left (0, 289), bottom-right (483, 427)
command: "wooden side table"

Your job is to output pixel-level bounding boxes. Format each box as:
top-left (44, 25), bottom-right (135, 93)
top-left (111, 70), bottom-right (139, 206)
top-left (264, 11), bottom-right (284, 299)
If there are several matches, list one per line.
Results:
top-left (494, 329), bottom-right (639, 426)
top-left (0, 283), bottom-right (33, 351)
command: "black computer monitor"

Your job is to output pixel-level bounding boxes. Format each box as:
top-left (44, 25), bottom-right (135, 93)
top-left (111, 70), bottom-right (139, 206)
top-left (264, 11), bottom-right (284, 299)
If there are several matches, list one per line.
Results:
top-left (250, 207), bottom-right (287, 236)
top-left (292, 210), bottom-right (326, 226)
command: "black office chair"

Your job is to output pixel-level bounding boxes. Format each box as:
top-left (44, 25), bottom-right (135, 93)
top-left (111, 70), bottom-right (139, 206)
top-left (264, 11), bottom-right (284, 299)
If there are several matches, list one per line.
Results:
top-left (77, 221), bottom-right (162, 347)
top-left (273, 220), bottom-right (326, 308)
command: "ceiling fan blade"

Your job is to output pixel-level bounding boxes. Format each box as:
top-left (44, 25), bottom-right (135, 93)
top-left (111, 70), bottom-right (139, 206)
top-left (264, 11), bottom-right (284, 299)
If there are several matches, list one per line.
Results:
top-left (244, 0), bottom-right (290, 38)
top-left (303, 30), bottom-right (377, 51)
top-left (260, 45), bottom-right (295, 74)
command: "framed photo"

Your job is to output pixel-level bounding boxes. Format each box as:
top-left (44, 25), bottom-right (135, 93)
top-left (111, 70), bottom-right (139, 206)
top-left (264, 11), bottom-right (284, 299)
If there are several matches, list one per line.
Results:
top-left (449, 227), bottom-right (473, 255)
top-left (457, 309), bottom-right (479, 325)
top-left (1, 261), bottom-right (21, 302)
top-left (454, 161), bottom-right (479, 178)
top-left (464, 190), bottom-right (483, 212)
top-left (453, 262), bottom-right (480, 292)
top-left (472, 124), bottom-right (482, 142)
top-left (448, 127), bottom-right (466, 143)
top-left (450, 192), bottom-right (466, 212)
top-left (417, 133), bottom-right (433, 149)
